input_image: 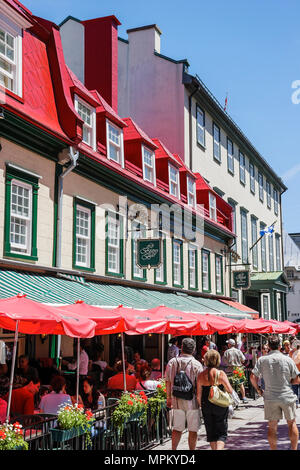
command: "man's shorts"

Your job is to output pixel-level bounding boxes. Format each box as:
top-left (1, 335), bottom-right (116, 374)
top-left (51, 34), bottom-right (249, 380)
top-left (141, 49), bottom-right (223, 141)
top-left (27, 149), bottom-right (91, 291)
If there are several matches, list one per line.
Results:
top-left (264, 400), bottom-right (297, 422)
top-left (172, 408), bottom-right (201, 433)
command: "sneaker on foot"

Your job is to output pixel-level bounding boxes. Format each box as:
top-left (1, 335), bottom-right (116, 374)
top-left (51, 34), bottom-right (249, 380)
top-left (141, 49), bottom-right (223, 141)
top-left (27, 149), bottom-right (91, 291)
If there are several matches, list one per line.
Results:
top-left (242, 398), bottom-right (248, 403)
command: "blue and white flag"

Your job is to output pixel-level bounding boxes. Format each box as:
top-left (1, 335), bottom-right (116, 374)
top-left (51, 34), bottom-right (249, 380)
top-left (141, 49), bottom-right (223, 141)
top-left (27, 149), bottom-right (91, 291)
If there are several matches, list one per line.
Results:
top-left (259, 226), bottom-right (274, 237)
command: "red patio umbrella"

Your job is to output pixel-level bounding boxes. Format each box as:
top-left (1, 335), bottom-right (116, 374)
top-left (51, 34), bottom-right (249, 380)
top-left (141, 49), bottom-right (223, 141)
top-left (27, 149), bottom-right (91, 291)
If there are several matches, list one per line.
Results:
top-left (0, 294), bottom-right (96, 421)
top-left (58, 300), bottom-right (125, 334)
top-left (232, 318), bottom-right (274, 334)
top-left (255, 318), bottom-right (297, 335)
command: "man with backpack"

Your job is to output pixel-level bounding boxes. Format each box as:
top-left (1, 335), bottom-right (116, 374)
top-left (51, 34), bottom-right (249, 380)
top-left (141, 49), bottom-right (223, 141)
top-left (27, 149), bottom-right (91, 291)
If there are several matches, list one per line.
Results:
top-left (165, 337), bottom-right (203, 450)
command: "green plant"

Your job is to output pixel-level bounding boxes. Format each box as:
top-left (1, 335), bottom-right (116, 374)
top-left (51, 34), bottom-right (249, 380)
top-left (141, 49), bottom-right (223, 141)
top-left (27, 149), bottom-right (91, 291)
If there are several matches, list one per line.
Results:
top-left (112, 392), bottom-right (148, 434)
top-left (56, 403), bottom-right (95, 448)
top-left (228, 367), bottom-right (246, 392)
top-left (0, 422), bottom-right (28, 450)
top-left (148, 381), bottom-right (167, 418)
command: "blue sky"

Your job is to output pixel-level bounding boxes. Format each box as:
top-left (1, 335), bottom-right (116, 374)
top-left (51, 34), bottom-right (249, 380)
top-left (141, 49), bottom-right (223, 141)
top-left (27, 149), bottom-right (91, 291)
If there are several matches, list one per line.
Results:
top-left (25, 0), bottom-right (300, 233)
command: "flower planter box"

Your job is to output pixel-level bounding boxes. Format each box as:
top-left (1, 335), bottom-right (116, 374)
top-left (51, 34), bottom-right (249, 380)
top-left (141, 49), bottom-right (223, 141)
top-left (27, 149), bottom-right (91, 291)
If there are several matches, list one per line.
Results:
top-left (50, 426), bottom-right (86, 442)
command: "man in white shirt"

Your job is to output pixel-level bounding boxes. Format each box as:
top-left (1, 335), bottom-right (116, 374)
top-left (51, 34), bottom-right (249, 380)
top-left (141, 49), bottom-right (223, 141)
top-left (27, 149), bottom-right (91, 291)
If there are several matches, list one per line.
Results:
top-left (66, 345), bottom-right (89, 376)
top-left (223, 339), bottom-right (248, 403)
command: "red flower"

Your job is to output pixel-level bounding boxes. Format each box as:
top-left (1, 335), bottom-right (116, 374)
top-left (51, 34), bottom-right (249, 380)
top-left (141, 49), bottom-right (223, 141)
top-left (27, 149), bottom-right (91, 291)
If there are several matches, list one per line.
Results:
top-left (13, 422), bottom-right (20, 427)
top-left (233, 370), bottom-right (238, 375)
top-left (130, 393), bottom-right (135, 398)
top-left (0, 431), bottom-right (6, 440)
top-left (127, 400), bottom-right (134, 406)
top-left (78, 404), bottom-right (84, 409)
top-left (157, 384), bottom-right (161, 389)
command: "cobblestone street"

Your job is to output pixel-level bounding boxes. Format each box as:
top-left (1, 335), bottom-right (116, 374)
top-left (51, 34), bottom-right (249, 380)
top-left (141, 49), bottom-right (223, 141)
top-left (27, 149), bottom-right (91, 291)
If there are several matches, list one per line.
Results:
top-left (151, 397), bottom-right (300, 451)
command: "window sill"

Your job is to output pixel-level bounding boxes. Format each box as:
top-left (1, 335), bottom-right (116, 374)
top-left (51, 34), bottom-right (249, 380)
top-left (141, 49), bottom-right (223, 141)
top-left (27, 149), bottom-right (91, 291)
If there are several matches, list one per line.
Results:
top-left (105, 271), bottom-right (125, 279)
top-left (154, 280), bottom-right (167, 286)
top-left (173, 282), bottom-right (184, 289)
top-left (227, 169), bottom-right (234, 176)
top-left (132, 275), bottom-right (147, 282)
top-left (3, 89), bottom-right (24, 104)
top-left (189, 286), bottom-right (199, 292)
top-left (4, 252), bottom-right (38, 262)
top-left (213, 157), bottom-right (221, 165)
top-left (73, 265), bottom-right (96, 273)
top-left (197, 142), bottom-right (206, 151)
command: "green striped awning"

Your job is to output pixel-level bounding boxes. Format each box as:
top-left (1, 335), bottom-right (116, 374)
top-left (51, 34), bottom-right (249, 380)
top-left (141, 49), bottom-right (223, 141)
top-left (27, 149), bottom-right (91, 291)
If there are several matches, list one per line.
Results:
top-left (0, 270), bottom-right (252, 319)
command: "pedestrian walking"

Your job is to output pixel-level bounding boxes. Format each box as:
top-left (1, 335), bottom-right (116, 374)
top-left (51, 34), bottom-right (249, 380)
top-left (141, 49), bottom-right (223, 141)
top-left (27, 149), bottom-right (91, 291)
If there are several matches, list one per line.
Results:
top-left (197, 350), bottom-right (233, 450)
top-left (223, 339), bottom-right (248, 403)
top-left (167, 337), bottom-right (180, 362)
top-left (165, 337), bottom-right (203, 450)
top-left (250, 335), bottom-right (300, 450)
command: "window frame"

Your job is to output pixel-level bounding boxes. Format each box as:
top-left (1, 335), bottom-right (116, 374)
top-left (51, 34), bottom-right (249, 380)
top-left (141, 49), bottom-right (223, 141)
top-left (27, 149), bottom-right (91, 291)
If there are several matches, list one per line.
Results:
top-left (187, 175), bottom-right (196, 208)
top-left (273, 188), bottom-right (279, 215)
top-left (268, 234), bottom-right (274, 272)
top-left (249, 162), bottom-right (255, 194)
top-left (251, 216), bottom-right (258, 270)
top-left (131, 221), bottom-right (147, 282)
top-left (196, 105), bottom-right (205, 148)
top-left (4, 165), bottom-right (39, 261)
top-left (209, 192), bottom-right (217, 222)
top-left (0, 18), bottom-right (23, 97)
top-left (142, 145), bottom-right (156, 185)
top-left (73, 198), bottom-right (95, 272)
top-left (213, 123), bottom-right (221, 162)
top-left (258, 172), bottom-right (264, 202)
top-left (275, 234), bottom-right (281, 271)
top-left (266, 180), bottom-right (272, 209)
top-left (201, 249), bottom-right (211, 293)
top-left (154, 231), bottom-right (167, 285)
top-left (227, 137), bottom-right (234, 175)
top-left (168, 163), bottom-right (180, 200)
top-left (239, 151), bottom-right (246, 185)
top-left (260, 223), bottom-right (267, 272)
top-left (106, 119), bottom-right (125, 167)
top-left (215, 254), bottom-right (223, 294)
top-left (172, 238), bottom-right (183, 288)
top-left (240, 209), bottom-right (248, 264)
top-left (105, 211), bottom-right (124, 277)
top-left (188, 244), bottom-right (198, 290)
top-left (74, 95), bottom-right (97, 151)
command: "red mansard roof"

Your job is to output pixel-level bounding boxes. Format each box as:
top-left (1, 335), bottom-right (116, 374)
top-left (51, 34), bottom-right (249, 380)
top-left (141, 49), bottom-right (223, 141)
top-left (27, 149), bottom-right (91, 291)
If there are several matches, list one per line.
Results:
top-left (152, 138), bottom-right (181, 167)
top-left (123, 118), bottom-right (158, 150)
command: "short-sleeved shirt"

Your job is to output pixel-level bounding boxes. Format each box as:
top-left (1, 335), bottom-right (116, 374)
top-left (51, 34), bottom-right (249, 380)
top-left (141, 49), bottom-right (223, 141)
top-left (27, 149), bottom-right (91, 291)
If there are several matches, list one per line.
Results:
top-left (223, 347), bottom-right (245, 372)
top-left (165, 354), bottom-right (203, 409)
top-left (252, 350), bottom-right (300, 403)
top-left (6, 387), bottom-right (34, 416)
top-left (40, 392), bottom-right (72, 415)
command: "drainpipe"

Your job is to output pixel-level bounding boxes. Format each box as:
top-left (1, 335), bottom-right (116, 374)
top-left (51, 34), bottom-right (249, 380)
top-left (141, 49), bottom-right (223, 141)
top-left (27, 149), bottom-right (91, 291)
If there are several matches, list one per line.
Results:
top-left (56, 146), bottom-right (79, 268)
top-left (55, 146), bottom-right (79, 362)
top-left (189, 84), bottom-right (200, 171)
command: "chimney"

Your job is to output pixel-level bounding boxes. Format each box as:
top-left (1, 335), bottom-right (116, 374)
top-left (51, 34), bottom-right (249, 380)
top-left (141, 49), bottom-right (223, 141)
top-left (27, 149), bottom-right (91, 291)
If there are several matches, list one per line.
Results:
top-left (82, 16), bottom-right (121, 112)
top-left (127, 24), bottom-right (162, 55)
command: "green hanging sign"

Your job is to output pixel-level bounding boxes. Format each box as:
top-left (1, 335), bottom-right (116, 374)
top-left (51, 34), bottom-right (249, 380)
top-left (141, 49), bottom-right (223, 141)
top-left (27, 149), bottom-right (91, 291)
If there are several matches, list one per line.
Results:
top-left (136, 239), bottom-right (162, 269)
top-left (232, 270), bottom-right (251, 290)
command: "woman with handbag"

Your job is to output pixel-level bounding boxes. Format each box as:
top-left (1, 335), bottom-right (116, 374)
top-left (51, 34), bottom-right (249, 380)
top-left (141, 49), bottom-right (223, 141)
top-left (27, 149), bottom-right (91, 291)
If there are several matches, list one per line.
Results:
top-left (197, 350), bottom-right (233, 450)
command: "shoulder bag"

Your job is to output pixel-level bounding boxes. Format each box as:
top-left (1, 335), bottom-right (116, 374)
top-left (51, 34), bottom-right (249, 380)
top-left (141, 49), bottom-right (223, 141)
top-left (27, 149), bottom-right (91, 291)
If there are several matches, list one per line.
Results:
top-left (208, 369), bottom-right (233, 408)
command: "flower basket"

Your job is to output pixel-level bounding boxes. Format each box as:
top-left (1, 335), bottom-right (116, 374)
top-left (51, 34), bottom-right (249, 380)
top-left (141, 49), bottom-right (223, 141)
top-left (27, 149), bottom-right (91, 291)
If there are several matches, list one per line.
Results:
top-left (0, 422), bottom-right (28, 451)
top-left (50, 426), bottom-right (87, 443)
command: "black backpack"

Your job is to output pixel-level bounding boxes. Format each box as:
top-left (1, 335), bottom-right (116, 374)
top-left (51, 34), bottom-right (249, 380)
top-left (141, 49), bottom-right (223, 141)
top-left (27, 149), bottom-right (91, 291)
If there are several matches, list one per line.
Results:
top-left (172, 359), bottom-right (194, 400)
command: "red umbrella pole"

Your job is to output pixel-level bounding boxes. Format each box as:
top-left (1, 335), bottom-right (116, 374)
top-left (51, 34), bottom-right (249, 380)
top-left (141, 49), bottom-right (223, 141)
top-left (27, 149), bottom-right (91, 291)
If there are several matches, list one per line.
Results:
top-left (76, 338), bottom-right (80, 404)
top-left (121, 333), bottom-right (127, 392)
top-left (6, 320), bottom-right (19, 422)
top-left (161, 334), bottom-right (165, 379)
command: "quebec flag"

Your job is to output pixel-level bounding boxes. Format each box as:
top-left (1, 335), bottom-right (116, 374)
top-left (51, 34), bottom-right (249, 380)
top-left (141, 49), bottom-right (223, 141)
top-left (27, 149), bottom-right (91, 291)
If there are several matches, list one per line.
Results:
top-left (259, 226), bottom-right (274, 237)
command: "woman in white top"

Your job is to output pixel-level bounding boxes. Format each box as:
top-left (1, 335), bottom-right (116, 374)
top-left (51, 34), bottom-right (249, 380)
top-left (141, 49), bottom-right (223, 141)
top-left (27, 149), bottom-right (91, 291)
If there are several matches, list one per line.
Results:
top-left (39, 375), bottom-right (72, 415)
top-left (135, 365), bottom-right (160, 391)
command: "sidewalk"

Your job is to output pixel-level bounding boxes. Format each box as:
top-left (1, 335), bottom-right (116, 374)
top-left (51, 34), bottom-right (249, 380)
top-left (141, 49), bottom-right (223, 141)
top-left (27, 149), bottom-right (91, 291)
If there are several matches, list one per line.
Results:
top-left (151, 397), bottom-right (300, 451)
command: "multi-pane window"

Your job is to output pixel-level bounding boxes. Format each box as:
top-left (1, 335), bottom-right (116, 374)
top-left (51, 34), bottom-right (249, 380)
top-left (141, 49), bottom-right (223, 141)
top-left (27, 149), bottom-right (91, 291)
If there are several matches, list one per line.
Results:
top-left (169, 164), bottom-right (180, 199)
top-left (209, 193), bottom-right (217, 221)
top-left (142, 146), bottom-right (156, 184)
top-left (155, 231), bottom-right (166, 284)
top-left (258, 172), bottom-right (264, 202)
top-left (275, 234), bottom-right (281, 271)
top-left (10, 180), bottom-right (32, 254)
top-left (173, 240), bottom-right (183, 286)
top-left (249, 163), bottom-right (255, 194)
top-left (260, 223), bottom-right (267, 271)
top-left (227, 138), bottom-right (234, 174)
top-left (269, 235), bottom-right (274, 271)
top-left (266, 181), bottom-right (272, 209)
top-left (0, 25), bottom-right (22, 95)
top-left (75, 205), bottom-right (91, 267)
top-left (106, 214), bottom-right (122, 275)
top-left (202, 250), bottom-right (210, 292)
top-left (196, 106), bottom-right (205, 147)
top-left (187, 176), bottom-right (196, 208)
top-left (75, 97), bottom-right (96, 149)
top-left (213, 123), bottom-right (221, 162)
top-left (132, 222), bottom-right (146, 280)
top-left (251, 217), bottom-right (258, 269)
top-left (188, 244), bottom-right (197, 289)
top-left (239, 151), bottom-right (246, 184)
top-left (241, 210), bottom-right (248, 264)
top-left (107, 121), bottom-right (124, 166)
top-left (262, 295), bottom-right (270, 320)
top-left (215, 255), bottom-right (223, 294)
top-left (273, 189), bottom-right (279, 215)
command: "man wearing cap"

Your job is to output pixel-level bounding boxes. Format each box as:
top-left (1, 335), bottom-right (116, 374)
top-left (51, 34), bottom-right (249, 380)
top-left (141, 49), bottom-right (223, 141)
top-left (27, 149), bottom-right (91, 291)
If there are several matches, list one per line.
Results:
top-left (223, 339), bottom-right (248, 403)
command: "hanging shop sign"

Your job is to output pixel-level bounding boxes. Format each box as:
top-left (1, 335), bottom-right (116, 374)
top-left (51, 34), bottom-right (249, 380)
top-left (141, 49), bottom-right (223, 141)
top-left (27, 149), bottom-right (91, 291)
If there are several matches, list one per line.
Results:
top-left (136, 239), bottom-right (162, 269)
top-left (232, 270), bottom-right (251, 290)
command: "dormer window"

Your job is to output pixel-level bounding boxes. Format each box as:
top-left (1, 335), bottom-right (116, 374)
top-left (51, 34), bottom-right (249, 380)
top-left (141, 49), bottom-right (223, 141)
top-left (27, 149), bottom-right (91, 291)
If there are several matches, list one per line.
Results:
top-left (187, 176), bottom-right (196, 208)
top-left (169, 164), bottom-right (180, 199)
top-left (0, 22), bottom-right (22, 96)
top-left (74, 96), bottom-right (96, 150)
top-left (142, 146), bottom-right (156, 185)
top-left (106, 120), bottom-right (124, 166)
top-left (209, 193), bottom-right (217, 221)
